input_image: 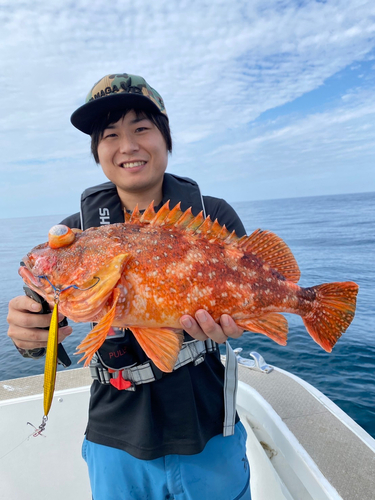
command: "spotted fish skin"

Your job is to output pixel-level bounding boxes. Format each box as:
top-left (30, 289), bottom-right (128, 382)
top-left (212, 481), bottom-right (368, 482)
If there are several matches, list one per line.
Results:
top-left (19, 202), bottom-right (359, 373)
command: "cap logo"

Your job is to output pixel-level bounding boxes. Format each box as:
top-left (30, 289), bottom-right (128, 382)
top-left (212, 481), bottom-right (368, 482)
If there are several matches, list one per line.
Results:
top-left (89, 83), bottom-right (143, 102)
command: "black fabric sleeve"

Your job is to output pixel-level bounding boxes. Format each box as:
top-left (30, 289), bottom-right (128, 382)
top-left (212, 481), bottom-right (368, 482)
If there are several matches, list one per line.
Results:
top-left (59, 212), bottom-right (81, 229)
top-left (202, 196), bottom-right (246, 237)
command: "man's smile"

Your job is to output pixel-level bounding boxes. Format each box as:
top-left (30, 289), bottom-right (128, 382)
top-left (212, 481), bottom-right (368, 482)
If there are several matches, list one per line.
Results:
top-left (119, 161), bottom-right (147, 169)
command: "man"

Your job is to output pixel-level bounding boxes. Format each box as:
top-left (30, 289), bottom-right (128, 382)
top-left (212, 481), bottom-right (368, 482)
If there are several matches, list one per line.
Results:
top-left (7, 73), bottom-right (251, 500)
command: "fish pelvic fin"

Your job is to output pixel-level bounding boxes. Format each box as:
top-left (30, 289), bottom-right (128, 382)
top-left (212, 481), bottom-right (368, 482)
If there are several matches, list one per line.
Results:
top-left (302, 281), bottom-right (359, 352)
top-left (237, 313), bottom-right (288, 345)
top-left (129, 326), bottom-right (184, 373)
top-left (76, 288), bottom-right (121, 366)
top-left (239, 229), bottom-right (301, 283)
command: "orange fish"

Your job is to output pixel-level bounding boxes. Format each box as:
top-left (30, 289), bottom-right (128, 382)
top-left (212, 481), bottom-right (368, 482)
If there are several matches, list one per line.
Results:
top-left (19, 202), bottom-right (359, 373)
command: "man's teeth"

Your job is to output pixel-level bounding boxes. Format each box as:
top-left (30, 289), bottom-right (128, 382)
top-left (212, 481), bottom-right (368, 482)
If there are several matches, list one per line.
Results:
top-left (120, 161), bottom-right (146, 168)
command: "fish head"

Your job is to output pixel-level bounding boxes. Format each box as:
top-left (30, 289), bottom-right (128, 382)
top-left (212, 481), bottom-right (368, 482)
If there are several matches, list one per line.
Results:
top-left (19, 224), bottom-right (130, 321)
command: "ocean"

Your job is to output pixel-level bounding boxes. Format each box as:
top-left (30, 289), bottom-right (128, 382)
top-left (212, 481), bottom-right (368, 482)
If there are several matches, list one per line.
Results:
top-left (0, 191), bottom-right (374, 438)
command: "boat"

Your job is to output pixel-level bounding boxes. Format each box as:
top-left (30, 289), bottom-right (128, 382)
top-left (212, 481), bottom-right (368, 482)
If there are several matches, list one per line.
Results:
top-left (1, 350), bottom-right (374, 499)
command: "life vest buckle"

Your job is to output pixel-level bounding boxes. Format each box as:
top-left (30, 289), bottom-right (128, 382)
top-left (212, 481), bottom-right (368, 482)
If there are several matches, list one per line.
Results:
top-left (108, 368), bottom-right (136, 391)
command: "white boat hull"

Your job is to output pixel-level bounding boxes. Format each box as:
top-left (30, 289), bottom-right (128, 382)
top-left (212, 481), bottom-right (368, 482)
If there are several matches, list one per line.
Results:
top-left (1, 358), bottom-right (374, 500)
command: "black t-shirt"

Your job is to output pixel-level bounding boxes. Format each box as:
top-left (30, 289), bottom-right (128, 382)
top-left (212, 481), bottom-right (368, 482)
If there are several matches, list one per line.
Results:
top-left (61, 186), bottom-right (246, 460)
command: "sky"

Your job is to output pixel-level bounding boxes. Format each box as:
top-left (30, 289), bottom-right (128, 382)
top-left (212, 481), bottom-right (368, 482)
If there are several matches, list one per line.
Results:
top-left (1, 0), bottom-right (375, 218)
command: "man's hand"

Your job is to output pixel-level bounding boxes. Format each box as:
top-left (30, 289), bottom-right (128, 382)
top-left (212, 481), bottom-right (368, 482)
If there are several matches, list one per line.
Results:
top-left (180, 310), bottom-right (244, 344)
top-left (7, 295), bottom-right (72, 350)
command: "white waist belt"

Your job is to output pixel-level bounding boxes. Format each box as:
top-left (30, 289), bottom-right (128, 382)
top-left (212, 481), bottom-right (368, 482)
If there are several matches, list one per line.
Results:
top-left (89, 339), bottom-right (216, 386)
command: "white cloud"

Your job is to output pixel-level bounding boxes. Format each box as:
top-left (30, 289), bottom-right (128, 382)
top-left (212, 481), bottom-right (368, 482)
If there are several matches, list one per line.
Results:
top-left (0, 0), bottom-right (375, 216)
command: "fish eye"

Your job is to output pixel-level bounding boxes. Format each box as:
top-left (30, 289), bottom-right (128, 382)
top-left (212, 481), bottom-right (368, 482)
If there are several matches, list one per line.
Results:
top-left (48, 225), bottom-right (76, 249)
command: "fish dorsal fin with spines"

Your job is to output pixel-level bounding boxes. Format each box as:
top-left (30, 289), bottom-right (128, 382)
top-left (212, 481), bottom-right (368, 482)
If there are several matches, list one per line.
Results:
top-left (128, 202), bottom-right (236, 240)
top-left (175, 207), bottom-right (195, 228)
top-left (126, 203), bottom-right (299, 282)
top-left (186, 211), bottom-right (205, 231)
top-left (239, 229), bottom-right (301, 283)
top-left (223, 230), bottom-right (239, 245)
top-left (217, 224), bottom-right (232, 241)
top-left (130, 205), bottom-right (141, 222)
top-left (209, 219), bottom-right (225, 239)
top-left (140, 203), bottom-right (156, 223)
top-left (150, 201), bottom-right (171, 225)
top-left (195, 215), bottom-right (213, 235)
top-left (162, 202), bottom-right (184, 225)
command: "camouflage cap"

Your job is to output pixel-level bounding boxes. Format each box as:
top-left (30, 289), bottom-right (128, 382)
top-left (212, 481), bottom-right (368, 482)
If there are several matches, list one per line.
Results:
top-left (70, 73), bottom-right (168, 134)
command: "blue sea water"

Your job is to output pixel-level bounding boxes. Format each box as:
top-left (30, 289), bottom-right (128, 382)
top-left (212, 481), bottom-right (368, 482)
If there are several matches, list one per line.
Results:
top-left (0, 192), bottom-right (374, 437)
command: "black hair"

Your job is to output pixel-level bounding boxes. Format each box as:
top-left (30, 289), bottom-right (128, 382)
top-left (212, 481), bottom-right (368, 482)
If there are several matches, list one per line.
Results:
top-left (90, 108), bottom-right (172, 163)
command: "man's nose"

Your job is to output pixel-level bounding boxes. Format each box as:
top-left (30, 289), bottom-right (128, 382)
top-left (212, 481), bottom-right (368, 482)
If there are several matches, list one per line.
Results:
top-left (118, 133), bottom-right (139, 153)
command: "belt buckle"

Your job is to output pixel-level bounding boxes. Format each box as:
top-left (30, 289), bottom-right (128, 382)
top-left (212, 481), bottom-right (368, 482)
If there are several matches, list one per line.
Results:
top-left (108, 369), bottom-right (136, 391)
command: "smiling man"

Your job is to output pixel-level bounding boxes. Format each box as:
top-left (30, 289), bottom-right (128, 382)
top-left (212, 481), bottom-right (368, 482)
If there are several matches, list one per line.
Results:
top-left (92, 110), bottom-right (169, 210)
top-left (7, 73), bottom-right (251, 500)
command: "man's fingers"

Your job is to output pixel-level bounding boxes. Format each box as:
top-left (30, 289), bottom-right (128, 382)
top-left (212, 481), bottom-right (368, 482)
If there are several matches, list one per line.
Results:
top-left (7, 295), bottom-right (67, 329)
top-left (195, 310), bottom-right (228, 343)
top-left (9, 325), bottom-right (73, 349)
top-left (180, 310), bottom-right (245, 344)
top-left (8, 309), bottom-right (54, 329)
top-left (180, 310), bottom-right (227, 343)
top-left (180, 315), bottom-right (208, 341)
top-left (220, 314), bottom-right (244, 339)
top-left (10, 295), bottom-right (43, 313)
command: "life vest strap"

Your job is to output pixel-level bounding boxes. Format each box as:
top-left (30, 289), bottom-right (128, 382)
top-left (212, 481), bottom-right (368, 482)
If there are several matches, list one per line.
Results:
top-left (89, 339), bottom-right (217, 390)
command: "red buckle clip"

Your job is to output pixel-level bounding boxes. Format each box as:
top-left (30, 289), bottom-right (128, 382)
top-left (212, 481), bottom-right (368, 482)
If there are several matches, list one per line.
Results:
top-left (108, 369), bottom-right (133, 390)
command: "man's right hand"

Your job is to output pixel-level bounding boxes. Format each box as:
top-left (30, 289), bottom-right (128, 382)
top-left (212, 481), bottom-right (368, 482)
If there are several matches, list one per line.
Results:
top-left (7, 295), bottom-right (72, 350)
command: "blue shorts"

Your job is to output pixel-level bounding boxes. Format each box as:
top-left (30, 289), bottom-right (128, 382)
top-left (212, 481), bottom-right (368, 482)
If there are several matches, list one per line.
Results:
top-left (82, 421), bottom-right (251, 500)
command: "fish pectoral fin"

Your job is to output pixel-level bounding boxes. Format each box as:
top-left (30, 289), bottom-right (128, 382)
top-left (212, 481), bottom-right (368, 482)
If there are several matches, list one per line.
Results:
top-left (237, 313), bottom-right (288, 345)
top-left (75, 288), bottom-right (121, 366)
top-left (129, 326), bottom-right (184, 373)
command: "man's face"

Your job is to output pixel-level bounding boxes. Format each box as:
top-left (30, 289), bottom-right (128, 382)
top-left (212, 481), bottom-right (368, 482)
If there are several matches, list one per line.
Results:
top-left (97, 110), bottom-right (168, 201)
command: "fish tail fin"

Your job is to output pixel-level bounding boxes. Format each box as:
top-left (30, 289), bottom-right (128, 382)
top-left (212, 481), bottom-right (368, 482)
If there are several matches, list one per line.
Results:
top-left (302, 282), bottom-right (359, 352)
top-left (75, 288), bottom-right (120, 366)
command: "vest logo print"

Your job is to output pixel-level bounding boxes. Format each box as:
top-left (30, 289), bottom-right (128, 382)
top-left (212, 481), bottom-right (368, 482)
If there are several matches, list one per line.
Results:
top-left (109, 347), bottom-right (128, 359)
top-left (99, 207), bottom-right (110, 225)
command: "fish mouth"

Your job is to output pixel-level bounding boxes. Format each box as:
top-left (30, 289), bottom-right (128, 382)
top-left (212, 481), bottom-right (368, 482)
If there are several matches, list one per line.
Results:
top-left (18, 260), bottom-right (102, 318)
top-left (19, 262), bottom-right (45, 290)
top-left (18, 259), bottom-right (55, 300)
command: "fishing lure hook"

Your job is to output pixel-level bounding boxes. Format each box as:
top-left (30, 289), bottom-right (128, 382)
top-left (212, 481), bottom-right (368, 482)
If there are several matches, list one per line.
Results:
top-left (27, 416), bottom-right (48, 438)
top-left (54, 288), bottom-right (61, 304)
top-left (37, 276), bottom-right (100, 293)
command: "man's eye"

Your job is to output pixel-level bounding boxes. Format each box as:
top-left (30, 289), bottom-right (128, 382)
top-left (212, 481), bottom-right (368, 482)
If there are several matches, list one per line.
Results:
top-left (104, 133), bottom-right (117, 139)
top-left (135, 127), bottom-right (147, 132)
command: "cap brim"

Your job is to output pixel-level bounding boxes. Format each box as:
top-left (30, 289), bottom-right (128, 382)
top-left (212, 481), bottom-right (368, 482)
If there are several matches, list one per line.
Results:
top-left (70, 93), bottom-right (163, 134)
